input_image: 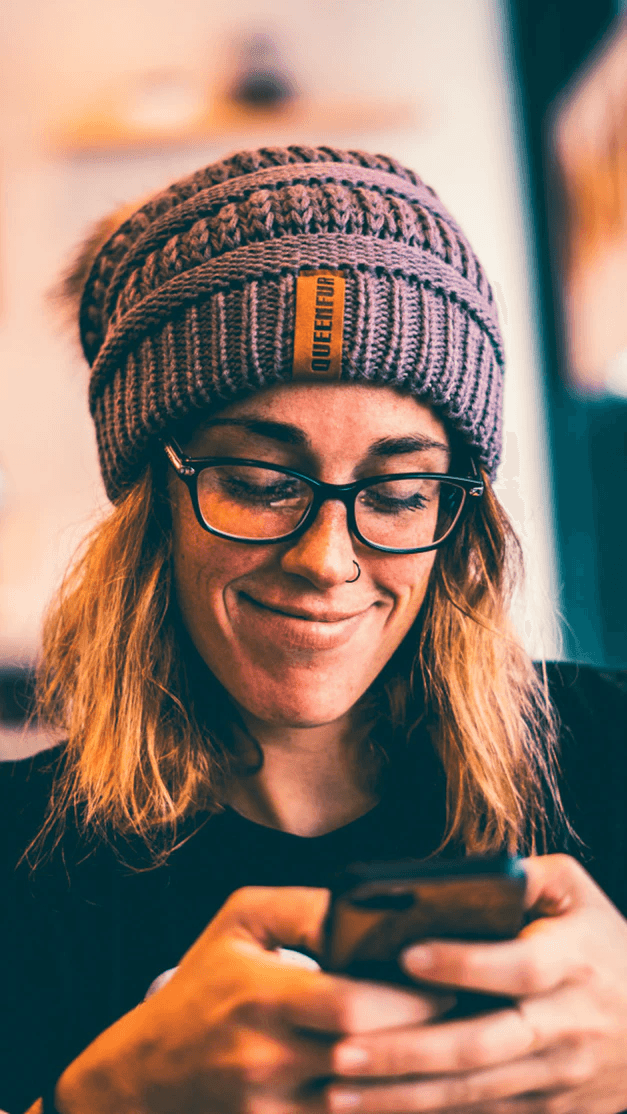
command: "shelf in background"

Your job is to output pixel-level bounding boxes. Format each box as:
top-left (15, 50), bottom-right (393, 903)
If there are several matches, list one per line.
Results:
top-left (50, 93), bottom-right (417, 156)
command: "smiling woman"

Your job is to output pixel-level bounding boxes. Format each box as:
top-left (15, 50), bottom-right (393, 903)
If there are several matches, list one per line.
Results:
top-left (169, 388), bottom-right (457, 805)
top-left (3, 146), bottom-right (627, 1114)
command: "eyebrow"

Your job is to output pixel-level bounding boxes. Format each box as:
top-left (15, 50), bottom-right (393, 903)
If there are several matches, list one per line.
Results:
top-left (203, 417), bottom-right (310, 446)
top-left (201, 418), bottom-right (450, 457)
top-left (367, 434), bottom-right (450, 458)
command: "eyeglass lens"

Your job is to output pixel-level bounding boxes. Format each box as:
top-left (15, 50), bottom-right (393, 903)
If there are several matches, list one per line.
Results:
top-left (196, 464), bottom-right (465, 549)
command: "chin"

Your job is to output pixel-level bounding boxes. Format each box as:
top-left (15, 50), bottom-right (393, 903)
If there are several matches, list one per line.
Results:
top-left (236, 684), bottom-right (361, 730)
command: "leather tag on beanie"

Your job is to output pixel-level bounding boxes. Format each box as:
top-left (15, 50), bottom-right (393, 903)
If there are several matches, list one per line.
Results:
top-left (292, 269), bottom-right (345, 380)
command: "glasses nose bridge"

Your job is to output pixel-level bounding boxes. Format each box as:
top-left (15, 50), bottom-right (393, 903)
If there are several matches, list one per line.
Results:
top-left (305, 477), bottom-right (358, 537)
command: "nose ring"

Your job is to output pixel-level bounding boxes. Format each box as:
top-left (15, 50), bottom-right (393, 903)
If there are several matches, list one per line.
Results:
top-left (346, 560), bottom-right (361, 583)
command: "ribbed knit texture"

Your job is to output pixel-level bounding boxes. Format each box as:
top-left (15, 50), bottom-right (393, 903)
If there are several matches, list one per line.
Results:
top-left (80, 145), bottom-right (505, 501)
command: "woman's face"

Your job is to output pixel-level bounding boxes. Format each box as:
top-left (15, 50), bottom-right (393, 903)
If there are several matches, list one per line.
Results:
top-left (170, 382), bottom-right (451, 729)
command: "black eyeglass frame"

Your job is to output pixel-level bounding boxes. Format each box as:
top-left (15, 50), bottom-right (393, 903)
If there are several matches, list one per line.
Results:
top-left (163, 439), bottom-right (485, 555)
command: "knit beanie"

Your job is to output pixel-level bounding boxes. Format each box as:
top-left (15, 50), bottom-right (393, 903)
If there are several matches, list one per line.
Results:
top-left (79, 145), bottom-right (505, 502)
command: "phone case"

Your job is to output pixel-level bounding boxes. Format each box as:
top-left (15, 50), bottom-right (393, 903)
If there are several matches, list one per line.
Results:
top-left (322, 855), bottom-right (527, 1012)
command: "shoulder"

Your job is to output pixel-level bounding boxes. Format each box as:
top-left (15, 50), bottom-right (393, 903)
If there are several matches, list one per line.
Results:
top-left (543, 660), bottom-right (627, 800)
top-left (540, 660), bottom-right (627, 787)
top-left (539, 662), bottom-right (627, 909)
top-left (0, 745), bottom-right (64, 866)
top-left (542, 661), bottom-right (627, 725)
top-left (542, 661), bottom-right (627, 779)
top-left (0, 743), bottom-right (63, 787)
top-left (0, 744), bottom-right (63, 812)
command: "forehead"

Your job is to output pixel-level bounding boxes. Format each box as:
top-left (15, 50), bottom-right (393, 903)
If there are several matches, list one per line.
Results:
top-left (185, 381), bottom-right (451, 452)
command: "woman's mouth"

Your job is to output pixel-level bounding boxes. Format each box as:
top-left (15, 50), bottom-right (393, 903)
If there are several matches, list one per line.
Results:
top-left (241, 594), bottom-right (363, 622)
top-left (235, 592), bottom-right (373, 651)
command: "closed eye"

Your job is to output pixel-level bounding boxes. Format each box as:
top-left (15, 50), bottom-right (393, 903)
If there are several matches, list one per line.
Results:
top-left (358, 489), bottom-right (430, 513)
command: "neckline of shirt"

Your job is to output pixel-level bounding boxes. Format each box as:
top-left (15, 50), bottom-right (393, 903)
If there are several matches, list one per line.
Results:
top-left (221, 796), bottom-right (388, 845)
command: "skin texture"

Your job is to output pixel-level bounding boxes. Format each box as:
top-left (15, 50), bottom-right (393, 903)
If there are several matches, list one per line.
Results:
top-left (54, 383), bottom-right (627, 1112)
top-left (171, 381), bottom-right (446, 731)
top-left (170, 382), bottom-right (449, 832)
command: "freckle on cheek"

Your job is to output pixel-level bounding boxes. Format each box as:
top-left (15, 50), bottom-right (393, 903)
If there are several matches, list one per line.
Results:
top-left (192, 567), bottom-right (211, 593)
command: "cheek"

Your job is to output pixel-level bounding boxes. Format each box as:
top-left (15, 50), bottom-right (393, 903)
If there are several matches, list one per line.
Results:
top-left (375, 557), bottom-right (434, 667)
top-left (386, 551), bottom-right (437, 630)
top-left (173, 535), bottom-right (250, 630)
top-left (170, 492), bottom-right (248, 642)
top-left (174, 534), bottom-right (231, 594)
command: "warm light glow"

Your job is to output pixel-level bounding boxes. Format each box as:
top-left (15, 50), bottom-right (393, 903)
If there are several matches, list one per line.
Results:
top-left (552, 16), bottom-right (627, 394)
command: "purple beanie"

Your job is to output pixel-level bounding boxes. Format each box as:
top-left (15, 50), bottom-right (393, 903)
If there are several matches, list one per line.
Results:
top-left (80, 145), bottom-right (505, 502)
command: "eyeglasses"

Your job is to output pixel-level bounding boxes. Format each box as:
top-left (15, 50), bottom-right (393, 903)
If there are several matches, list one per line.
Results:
top-left (163, 439), bottom-right (484, 555)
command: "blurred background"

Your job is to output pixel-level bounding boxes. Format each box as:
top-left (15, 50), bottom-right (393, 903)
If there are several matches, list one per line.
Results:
top-left (1, 0), bottom-right (626, 758)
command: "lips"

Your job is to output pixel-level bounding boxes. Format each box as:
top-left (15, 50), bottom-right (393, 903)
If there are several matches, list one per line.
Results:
top-left (240, 593), bottom-right (364, 623)
top-left (235, 591), bottom-right (373, 652)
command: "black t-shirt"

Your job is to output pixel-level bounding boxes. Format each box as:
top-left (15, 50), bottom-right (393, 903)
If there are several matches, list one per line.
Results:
top-left (1, 663), bottom-right (626, 1112)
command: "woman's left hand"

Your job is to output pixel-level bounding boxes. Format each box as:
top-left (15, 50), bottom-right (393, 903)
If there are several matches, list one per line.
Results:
top-left (329, 854), bottom-right (627, 1114)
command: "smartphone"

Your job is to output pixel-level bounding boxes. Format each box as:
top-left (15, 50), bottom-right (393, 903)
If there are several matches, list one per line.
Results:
top-left (322, 855), bottom-right (527, 1015)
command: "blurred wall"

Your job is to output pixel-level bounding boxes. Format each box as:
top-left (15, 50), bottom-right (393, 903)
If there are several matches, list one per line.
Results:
top-left (510, 0), bottom-right (627, 668)
top-left (0, 1), bottom-right (560, 689)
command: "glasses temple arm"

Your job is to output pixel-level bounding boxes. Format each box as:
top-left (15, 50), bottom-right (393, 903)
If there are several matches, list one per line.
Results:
top-left (163, 440), bottom-right (195, 477)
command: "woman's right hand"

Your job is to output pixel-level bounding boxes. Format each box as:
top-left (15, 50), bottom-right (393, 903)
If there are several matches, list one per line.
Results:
top-left (54, 886), bottom-right (449, 1114)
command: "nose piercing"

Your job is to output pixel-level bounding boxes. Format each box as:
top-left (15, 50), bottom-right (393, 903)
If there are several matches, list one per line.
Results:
top-left (346, 560), bottom-right (361, 583)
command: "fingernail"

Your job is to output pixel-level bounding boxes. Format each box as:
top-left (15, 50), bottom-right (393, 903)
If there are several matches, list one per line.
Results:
top-left (330, 1091), bottom-right (361, 1111)
top-left (335, 1044), bottom-right (370, 1073)
top-left (401, 944), bottom-right (433, 970)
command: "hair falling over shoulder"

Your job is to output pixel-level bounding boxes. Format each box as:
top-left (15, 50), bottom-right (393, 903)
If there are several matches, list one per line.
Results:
top-left (34, 471), bottom-right (232, 862)
top-left (34, 467), bottom-right (570, 863)
top-left (415, 480), bottom-right (568, 856)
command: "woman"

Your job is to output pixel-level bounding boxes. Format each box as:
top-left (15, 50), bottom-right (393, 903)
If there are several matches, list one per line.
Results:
top-left (2, 145), bottom-right (627, 1114)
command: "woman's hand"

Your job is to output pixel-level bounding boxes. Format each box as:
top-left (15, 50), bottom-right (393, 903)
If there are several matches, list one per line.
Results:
top-left (54, 886), bottom-right (449, 1114)
top-left (329, 854), bottom-right (627, 1114)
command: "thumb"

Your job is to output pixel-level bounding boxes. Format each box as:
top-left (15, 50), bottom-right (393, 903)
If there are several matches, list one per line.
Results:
top-left (218, 885), bottom-right (331, 958)
top-left (523, 854), bottom-right (601, 919)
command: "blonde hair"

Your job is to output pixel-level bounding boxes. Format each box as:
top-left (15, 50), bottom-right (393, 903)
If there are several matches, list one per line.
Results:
top-left (417, 481), bottom-right (563, 855)
top-left (32, 460), bottom-right (571, 864)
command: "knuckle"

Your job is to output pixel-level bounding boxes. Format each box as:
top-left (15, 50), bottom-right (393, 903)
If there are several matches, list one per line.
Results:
top-left (442, 1074), bottom-right (479, 1107)
top-left (384, 1037), bottom-right (421, 1077)
top-left (559, 1042), bottom-right (596, 1088)
top-left (325, 992), bottom-right (351, 1035)
top-left (267, 1048), bottom-right (299, 1087)
top-left (456, 1026), bottom-right (499, 1070)
top-left (221, 886), bottom-right (249, 915)
top-left (468, 1075), bottom-right (506, 1106)
top-left (519, 951), bottom-right (550, 994)
top-left (234, 994), bottom-right (275, 1029)
top-left (226, 885), bottom-right (273, 913)
top-left (569, 955), bottom-right (597, 990)
top-left (330, 981), bottom-right (372, 1034)
top-left (446, 950), bottom-right (477, 984)
top-left (516, 1000), bottom-right (544, 1051)
top-left (552, 853), bottom-right (581, 877)
top-left (241, 1038), bottom-right (292, 1087)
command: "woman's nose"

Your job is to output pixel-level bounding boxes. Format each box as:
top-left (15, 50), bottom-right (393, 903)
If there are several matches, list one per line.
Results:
top-left (279, 499), bottom-right (359, 587)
